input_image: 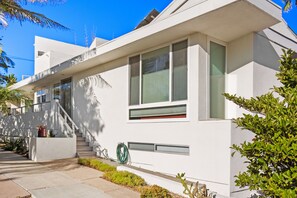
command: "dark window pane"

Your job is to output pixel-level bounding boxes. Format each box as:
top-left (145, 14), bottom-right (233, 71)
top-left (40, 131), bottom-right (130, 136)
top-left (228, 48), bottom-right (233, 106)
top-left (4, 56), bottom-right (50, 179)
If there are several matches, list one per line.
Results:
top-left (129, 55), bottom-right (140, 105)
top-left (53, 83), bottom-right (60, 100)
top-left (172, 40), bottom-right (187, 101)
top-left (41, 95), bottom-right (46, 103)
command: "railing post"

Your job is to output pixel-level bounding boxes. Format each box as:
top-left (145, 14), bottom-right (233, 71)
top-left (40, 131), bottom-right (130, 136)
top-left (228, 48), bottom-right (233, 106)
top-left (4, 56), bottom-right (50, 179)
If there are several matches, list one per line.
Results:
top-left (72, 123), bottom-right (75, 134)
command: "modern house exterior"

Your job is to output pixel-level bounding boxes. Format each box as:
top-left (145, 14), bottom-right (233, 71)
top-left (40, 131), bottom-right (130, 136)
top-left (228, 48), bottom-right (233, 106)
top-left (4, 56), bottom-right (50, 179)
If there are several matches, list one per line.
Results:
top-left (1, 0), bottom-right (297, 197)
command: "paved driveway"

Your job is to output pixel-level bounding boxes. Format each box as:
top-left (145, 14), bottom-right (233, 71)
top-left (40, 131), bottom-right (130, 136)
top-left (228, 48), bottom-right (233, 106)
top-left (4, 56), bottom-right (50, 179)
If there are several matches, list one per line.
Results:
top-left (0, 149), bottom-right (139, 198)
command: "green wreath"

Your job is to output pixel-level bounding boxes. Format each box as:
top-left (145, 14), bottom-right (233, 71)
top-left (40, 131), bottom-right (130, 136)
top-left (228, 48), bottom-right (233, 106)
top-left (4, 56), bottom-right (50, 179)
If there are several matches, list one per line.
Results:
top-left (116, 143), bottom-right (129, 164)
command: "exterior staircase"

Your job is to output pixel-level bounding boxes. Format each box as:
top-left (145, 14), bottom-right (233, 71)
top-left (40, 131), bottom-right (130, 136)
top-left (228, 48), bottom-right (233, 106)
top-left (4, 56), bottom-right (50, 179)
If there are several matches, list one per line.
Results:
top-left (76, 131), bottom-right (96, 158)
top-left (56, 101), bottom-right (97, 158)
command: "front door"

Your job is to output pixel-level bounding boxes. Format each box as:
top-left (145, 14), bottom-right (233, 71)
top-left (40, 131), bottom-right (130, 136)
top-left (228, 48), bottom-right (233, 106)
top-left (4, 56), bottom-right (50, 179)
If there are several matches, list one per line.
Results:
top-left (60, 78), bottom-right (72, 118)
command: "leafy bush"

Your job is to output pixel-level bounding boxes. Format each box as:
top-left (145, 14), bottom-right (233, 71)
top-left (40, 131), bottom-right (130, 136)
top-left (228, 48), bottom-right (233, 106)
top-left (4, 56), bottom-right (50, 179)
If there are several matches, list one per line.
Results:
top-left (79, 158), bottom-right (176, 196)
top-left (78, 158), bottom-right (116, 172)
top-left (103, 171), bottom-right (146, 188)
top-left (176, 173), bottom-right (209, 198)
top-left (3, 138), bottom-right (28, 154)
top-left (78, 158), bottom-right (91, 166)
top-left (224, 49), bottom-right (297, 197)
top-left (139, 185), bottom-right (172, 198)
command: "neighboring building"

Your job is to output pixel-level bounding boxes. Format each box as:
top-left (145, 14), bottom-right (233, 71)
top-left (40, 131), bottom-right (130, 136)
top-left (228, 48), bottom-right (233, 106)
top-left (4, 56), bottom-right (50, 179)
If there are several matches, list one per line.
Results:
top-left (2, 0), bottom-right (297, 197)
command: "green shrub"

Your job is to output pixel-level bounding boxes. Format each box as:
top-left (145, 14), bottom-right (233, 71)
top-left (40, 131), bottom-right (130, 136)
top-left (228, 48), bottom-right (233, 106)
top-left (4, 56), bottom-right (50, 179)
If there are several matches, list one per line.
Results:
top-left (79, 158), bottom-right (175, 196)
top-left (139, 185), bottom-right (172, 198)
top-left (103, 171), bottom-right (146, 188)
top-left (78, 158), bottom-right (116, 172)
top-left (224, 49), bottom-right (297, 196)
top-left (78, 158), bottom-right (91, 166)
top-left (3, 138), bottom-right (28, 154)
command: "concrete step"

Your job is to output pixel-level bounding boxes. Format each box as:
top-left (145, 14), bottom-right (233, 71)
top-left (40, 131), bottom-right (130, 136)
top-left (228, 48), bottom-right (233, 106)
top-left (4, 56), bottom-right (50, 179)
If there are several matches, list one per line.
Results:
top-left (77, 141), bottom-right (89, 147)
top-left (75, 133), bottom-right (82, 137)
top-left (76, 136), bottom-right (85, 141)
top-left (77, 146), bottom-right (92, 152)
top-left (77, 151), bottom-right (96, 158)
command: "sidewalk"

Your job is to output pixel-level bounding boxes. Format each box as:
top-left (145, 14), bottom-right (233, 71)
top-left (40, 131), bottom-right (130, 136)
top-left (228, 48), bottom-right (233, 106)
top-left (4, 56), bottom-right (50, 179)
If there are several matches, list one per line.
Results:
top-left (0, 149), bottom-right (139, 198)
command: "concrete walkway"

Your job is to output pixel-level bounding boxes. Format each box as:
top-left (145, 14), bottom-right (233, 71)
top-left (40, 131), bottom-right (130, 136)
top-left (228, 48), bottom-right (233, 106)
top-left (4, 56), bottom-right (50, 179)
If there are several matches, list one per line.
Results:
top-left (0, 149), bottom-right (139, 198)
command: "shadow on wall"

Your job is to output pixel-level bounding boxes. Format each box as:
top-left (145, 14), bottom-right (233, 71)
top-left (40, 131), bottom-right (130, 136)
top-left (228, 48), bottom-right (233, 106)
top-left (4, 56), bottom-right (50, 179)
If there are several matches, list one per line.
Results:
top-left (254, 31), bottom-right (280, 71)
top-left (75, 74), bottom-right (111, 137)
top-left (0, 111), bottom-right (49, 138)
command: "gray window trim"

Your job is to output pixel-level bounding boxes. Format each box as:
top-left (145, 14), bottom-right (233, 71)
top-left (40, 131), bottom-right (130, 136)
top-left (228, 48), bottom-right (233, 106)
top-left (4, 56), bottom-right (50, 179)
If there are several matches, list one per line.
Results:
top-left (128, 142), bottom-right (190, 155)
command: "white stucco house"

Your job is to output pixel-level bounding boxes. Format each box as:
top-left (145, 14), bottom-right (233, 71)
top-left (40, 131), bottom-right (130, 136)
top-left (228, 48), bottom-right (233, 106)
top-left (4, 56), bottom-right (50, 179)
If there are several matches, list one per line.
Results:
top-left (1, 0), bottom-right (297, 197)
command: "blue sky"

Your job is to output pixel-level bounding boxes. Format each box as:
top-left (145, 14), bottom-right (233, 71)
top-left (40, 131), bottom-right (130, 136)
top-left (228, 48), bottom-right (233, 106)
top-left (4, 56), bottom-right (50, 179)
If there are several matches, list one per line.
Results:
top-left (1, 0), bottom-right (296, 81)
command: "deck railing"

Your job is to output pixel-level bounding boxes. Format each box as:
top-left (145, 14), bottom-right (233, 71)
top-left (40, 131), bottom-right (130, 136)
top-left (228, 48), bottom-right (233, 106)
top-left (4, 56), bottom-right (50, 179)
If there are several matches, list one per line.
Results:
top-left (10, 101), bottom-right (51, 115)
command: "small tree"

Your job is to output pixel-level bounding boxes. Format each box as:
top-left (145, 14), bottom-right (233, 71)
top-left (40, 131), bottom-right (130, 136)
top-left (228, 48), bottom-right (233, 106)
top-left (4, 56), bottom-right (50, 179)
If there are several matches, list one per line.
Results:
top-left (224, 49), bottom-right (297, 197)
top-left (0, 74), bottom-right (29, 114)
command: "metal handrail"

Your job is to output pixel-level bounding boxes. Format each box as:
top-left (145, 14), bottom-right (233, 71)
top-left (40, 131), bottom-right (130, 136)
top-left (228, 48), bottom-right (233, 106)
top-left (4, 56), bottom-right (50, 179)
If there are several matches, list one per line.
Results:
top-left (80, 123), bottom-right (96, 143)
top-left (56, 102), bottom-right (78, 136)
top-left (55, 101), bottom-right (103, 155)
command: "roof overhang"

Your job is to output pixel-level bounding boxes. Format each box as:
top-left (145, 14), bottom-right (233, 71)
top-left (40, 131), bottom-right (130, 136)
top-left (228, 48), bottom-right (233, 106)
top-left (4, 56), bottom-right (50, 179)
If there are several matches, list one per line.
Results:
top-left (12, 0), bottom-right (281, 93)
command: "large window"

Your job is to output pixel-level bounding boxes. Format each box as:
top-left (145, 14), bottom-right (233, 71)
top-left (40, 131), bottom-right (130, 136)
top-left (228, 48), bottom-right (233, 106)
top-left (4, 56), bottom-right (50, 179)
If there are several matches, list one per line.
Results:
top-left (209, 41), bottom-right (226, 119)
top-left (129, 40), bottom-right (188, 119)
top-left (142, 47), bottom-right (170, 104)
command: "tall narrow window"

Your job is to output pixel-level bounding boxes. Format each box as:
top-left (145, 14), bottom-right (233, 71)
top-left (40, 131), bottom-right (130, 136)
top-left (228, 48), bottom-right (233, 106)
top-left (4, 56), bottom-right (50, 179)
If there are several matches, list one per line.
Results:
top-left (129, 55), bottom-right (140, 105)
top-left (142, 47), bottom-right (169, 104)
top-left (60, 78), bottom-right (72, 118)
top-left (172, 40), bottom-right (187, 101)
top-left (53, 83), bottom-right (61, 100)
top-left (210, 42), bottom-right (226, 119)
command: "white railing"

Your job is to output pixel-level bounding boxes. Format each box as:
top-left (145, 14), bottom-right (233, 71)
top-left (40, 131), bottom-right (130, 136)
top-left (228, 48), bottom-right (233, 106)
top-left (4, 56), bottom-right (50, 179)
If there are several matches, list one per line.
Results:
top-left (5, 99), bottom-right (108, 157)
top-left (55, 101), bottom-right (77, 138)
top-left (79, 123), bottom-right (108, 157)
top-left (10, 101), bottom-right (51, 115)
top-left (55, 101), bottom-right (107, 157)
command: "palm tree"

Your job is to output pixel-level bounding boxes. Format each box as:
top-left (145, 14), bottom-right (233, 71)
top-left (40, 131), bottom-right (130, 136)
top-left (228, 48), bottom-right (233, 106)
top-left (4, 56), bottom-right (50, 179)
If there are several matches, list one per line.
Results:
top-left (283, 0), bottom-right (297, 11)
top-left (0, 86), bottom-right (29, 114)
top-left (5, 74), bottom-right (17, 86)
top-left (0, 0), bottom-right (68, 29)
top-left (0, 73), bottom-right (28, 115)
top-left (0, 43), bottom-right (14, 83)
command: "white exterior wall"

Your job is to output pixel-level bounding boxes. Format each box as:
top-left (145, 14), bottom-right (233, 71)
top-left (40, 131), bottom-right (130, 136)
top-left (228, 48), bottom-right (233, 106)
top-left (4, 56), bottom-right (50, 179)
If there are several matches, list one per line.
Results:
top-left (14, 22), bottom-right (292, 196)
top-left (29, 137), bottom-right (76, 162)
top-left (0, 101), bottom-right (73, 138)
top-left (227, 24), bottom-right (293, 196)
top-left (34, 36), bottom-right (86, 74)
top-left (0, 105), bottom-right (50, 137)
top-left (71, 33), bottom-right (233, 196)
top-left (70, 30), bottom-right (289, 196)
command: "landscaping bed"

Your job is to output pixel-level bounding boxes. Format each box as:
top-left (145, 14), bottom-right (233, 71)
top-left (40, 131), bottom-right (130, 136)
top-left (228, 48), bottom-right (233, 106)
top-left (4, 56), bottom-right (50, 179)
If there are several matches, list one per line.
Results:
top-left (78, 158), bottom-right (183, 198)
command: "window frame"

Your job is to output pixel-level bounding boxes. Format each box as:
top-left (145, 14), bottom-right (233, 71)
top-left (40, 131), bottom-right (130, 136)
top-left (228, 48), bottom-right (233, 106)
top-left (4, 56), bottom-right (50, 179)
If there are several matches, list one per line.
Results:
top-left (127, 38), bottom-right (189, 122)
top-left (128, 142), bottom-right (190, 155)
top-left (207, 37), bottom-right (228, 120)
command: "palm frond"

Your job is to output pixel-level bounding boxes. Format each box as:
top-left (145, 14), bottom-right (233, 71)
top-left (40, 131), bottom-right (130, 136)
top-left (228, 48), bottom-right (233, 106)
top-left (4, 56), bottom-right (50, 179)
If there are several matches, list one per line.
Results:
top-left (0, 50), bottom-right (15, 72)
top-left (0, 12), bottom-right (8, 27)
top-left (0, 0), bottom-right (68, 29)
top-left (282, 0), bottom-right (293, 11)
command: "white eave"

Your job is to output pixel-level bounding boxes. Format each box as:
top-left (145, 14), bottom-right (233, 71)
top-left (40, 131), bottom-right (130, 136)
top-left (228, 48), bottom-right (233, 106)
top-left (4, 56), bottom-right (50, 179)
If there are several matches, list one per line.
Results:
top-left (11, 0), bottom-right (281, 93)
